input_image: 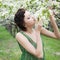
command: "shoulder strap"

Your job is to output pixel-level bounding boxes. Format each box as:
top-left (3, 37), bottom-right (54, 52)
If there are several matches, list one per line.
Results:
top-left (20, 31), bottom-right (36, 44)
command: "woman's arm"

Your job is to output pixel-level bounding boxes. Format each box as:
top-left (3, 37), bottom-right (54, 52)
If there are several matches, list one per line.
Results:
top-left (40, 27), bottom-right (58, 38)
top-left (40, 9), bottom-right (60, 39)
top-left (36, 30), bottom-right (43, 58)
top-left (16, 32), bottom-right (43, 58)
top-left (49, 13), bottom-right (60, 38)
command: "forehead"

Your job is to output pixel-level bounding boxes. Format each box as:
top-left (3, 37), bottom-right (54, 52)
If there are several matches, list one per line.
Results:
top-left (24, 11), bottom-right (30, 17)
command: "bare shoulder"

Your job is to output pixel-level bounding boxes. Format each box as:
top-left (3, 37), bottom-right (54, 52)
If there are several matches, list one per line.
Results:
top-left (16, 32), bottom-right (22, 38)
top-left (16, 32), bottom-right (30, 42)
top-left (16, 32), bottom-right (26, 41)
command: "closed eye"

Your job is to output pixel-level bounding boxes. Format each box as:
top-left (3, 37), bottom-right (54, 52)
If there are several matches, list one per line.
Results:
top-left (27, 17), bottom-right (30, 19)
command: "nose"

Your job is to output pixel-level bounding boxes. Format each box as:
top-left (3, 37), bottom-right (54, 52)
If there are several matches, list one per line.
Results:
top-left (31, 15), bottom-right (36, 21)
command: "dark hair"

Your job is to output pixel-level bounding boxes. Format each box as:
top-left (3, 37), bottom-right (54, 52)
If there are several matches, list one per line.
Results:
top-left (14, 8), bottom-right (27, 31)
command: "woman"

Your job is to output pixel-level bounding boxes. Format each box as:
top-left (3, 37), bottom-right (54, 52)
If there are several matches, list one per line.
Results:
top-left (14, 8), bottom-right (60, 60)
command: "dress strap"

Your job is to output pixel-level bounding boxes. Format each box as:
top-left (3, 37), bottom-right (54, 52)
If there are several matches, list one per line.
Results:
top-left (20, 31), bottom-right (36, 44)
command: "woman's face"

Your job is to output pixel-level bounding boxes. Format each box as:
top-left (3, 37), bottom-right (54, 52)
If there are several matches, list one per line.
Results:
top-left (24, 11), bottom-right (36, 27)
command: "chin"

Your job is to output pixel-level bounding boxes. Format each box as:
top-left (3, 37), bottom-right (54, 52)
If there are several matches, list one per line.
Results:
top-left (31, 23), bottom-right (35, 27)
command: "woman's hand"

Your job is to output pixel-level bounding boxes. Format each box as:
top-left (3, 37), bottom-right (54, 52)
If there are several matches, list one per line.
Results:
top-left (35, 19), bottom-right (43, 32)
top-left (48, 6), bottom-right (54, 16)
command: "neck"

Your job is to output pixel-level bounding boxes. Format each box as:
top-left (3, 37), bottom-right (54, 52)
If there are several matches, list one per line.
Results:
top-left (26, 27), bottom-right (33, 34)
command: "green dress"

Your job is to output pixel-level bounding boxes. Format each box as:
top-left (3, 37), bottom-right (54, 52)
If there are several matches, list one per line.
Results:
top-left (17, 31), bottom-right (44, 60)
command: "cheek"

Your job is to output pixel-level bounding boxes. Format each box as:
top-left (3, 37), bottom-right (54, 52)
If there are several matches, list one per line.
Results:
top-left (27, 20), bottom-right (35, 25)
top-left (24, 19), bottom-right (35, 26)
